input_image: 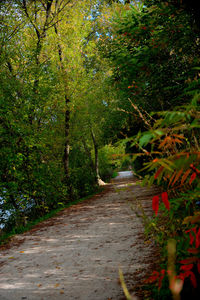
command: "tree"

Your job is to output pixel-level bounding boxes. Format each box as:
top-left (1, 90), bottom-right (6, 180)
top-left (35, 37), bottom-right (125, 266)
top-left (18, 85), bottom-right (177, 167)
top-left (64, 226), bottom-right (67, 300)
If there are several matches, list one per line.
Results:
top-left (98, 0), bottom-right (200, 137)
top-left (0, 0), bottom-right (104, 227)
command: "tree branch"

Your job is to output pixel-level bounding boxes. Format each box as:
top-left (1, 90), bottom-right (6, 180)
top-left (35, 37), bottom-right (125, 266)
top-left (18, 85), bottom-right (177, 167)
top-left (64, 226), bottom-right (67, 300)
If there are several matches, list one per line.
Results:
top-left (21, 0), bottom-right (40, 39)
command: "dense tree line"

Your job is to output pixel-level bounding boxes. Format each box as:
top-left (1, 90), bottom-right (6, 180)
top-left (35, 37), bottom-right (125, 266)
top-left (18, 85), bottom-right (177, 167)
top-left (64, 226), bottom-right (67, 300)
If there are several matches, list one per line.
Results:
top-left (0, 0), bottom-right (126, 231)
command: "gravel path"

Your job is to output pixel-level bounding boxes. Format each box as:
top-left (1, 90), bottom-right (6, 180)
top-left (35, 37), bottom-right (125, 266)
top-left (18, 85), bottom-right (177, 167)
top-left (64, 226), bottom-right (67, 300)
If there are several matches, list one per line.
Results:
top-left (0, 172), bottom-right (157, 300)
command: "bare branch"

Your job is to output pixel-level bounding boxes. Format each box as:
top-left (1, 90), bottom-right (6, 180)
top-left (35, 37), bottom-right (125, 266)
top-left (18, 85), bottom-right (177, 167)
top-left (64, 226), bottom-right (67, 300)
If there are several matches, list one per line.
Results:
top-left (7, 21), bottom-right (25, 42)
top-left (21, 0), bottom-right (40, 39)
top-left (45, 18), bottom-right (63, 30)
top-left (128, 98), bottom-right (151, 129)
top-left (117, 107), bottom-right (138, 118)
top-left (57, 0), bottom-right (73, 15)
top-left (42, 0), bottom-right (53, 34)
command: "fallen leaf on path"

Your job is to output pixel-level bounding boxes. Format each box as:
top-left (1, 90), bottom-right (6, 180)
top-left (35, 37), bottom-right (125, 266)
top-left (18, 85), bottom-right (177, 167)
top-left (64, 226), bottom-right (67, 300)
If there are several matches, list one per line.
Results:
top-left (144, 240), bottom-right (151, 244)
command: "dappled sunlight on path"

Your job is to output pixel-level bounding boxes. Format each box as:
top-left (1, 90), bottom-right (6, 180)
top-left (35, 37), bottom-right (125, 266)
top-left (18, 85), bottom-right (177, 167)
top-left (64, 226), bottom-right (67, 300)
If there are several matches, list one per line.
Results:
top-left (0, 172), bottom-right (156, 300)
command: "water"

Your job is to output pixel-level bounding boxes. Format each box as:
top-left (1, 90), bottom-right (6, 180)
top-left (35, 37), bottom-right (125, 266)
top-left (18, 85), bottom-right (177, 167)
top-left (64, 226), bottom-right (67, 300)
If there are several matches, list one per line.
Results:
top-left (0, 196), bottom-right (35, 229)
top-left (116, 171), bottom-right (133, 179)
top-left (0, 199), bottom-right (12, 229)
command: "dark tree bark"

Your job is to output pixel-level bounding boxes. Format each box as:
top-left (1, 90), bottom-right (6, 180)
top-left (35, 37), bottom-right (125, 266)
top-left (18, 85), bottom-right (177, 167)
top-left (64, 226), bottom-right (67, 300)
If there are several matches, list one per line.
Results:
top-left (63, 96), bottom-right (71, 184)
top-left (54, 23), bottom-right (73, 198)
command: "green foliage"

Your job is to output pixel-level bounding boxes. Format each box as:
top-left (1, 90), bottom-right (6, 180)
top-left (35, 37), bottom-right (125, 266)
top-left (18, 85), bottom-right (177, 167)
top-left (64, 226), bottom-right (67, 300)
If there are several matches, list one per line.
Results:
top-left (98, 0), bottom-right (200, 143)
top-left (133, 100), bottom-right (200, 298)
top-left (98, 0), bottom-right (200, 298)
top-left (0, 0), bottom-right (116, 231)
top-left (98, 144), bottom-right (125, 180)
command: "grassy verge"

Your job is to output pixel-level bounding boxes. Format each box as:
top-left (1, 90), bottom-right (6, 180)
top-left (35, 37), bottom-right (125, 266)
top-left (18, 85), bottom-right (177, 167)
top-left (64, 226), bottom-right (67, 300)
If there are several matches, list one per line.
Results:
top-left (0, 187), bottom-right (104, 246)
top-left (112, 171), bottom-right (118, 178)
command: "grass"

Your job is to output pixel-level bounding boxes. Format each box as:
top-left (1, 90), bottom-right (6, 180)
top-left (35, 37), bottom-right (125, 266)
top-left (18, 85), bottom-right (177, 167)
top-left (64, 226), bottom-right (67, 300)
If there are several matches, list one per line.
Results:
top-left (112, 171), bottom-right (119, 178)
top-left (0, 187), bottom-right (104, 246)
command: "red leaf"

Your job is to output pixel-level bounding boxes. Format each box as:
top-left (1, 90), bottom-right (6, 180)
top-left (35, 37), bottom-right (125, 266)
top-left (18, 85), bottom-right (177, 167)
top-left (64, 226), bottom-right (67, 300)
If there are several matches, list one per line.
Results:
top-left (152, 195), bottom-right (159, 215)
top-left (197, 262), bottom-right (200, 274)
top-left (190, 164), bottom-right (200, 176)
top-left (172, 169), bottom-right (183, 186)
top-left (189, 271), bottom-right (197, 288)
top-left (180, 264), bottom-right (193, 271)
top-left (181, 169), bottom-right (191, 185)
top-left (185, 227), bottom-right (196, 234)
top-left (189, 172), bottom-right (196, 184)
top-left (191, 227), bottom-right (197, 234)
top-left (154, 167), bottom-right (164, 179)
top-left (178, 271), bottom-right (197, 288)
top-left (187, 248), bottom-right (199, 254)
top-left (179, 257), bottom-right (198, 264)
top-left (189, 232), bottom-right (195, 245)
top-left (178, 272), bottom-right (188, 281)
top-left (144, 270), bottom-right (160, 283)
top-left (161, 192), bottom-right (170, 210)
top-left (195, 228), bottom-right (200, 248)
top-left (168, 171), bottom-right (176, 187)
top-left (158, 273), bottom-right (165, 289)
top-left (186, 227), bottom-right (197, 246)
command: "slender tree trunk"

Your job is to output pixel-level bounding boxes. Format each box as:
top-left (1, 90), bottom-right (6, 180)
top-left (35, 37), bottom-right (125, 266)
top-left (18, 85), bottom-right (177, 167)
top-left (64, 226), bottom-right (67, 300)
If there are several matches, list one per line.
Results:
top-left (54, 24), bottom-right (73, 198)
top-left (91, 129), bottom-right (105, 185)
top-left (63, 95), bottom-right (70, 181)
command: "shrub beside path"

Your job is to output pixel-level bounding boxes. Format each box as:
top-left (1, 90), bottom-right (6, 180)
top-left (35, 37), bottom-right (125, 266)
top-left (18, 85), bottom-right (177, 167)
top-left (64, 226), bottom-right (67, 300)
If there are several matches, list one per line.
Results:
top-left (0, 172), bottom-right (159, 300)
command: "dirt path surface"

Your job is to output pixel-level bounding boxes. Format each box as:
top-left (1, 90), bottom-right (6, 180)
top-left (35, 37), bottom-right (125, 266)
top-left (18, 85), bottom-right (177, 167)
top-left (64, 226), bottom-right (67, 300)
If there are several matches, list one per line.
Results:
top-left (0, 172), bottom-right (158, 300)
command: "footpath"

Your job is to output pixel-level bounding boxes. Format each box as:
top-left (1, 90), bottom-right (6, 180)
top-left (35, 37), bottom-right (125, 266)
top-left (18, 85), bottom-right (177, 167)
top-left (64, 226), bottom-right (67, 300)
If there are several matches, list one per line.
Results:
top-left (0, 171), bottom-right (158, 300)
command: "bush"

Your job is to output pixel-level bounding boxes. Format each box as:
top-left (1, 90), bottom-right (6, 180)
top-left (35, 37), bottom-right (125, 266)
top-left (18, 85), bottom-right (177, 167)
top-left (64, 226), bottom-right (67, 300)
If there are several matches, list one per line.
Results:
top-left (98, 144), bottom-right (125, 180)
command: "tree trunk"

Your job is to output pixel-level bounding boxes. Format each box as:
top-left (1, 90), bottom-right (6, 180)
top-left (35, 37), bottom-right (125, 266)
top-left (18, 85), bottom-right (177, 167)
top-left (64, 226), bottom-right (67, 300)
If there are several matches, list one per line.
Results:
top-left (54, 24), bottom-right (73, 198)
top-left (91, 129), bottom-right (105, 186)
top-left (63, 95), bottom-right (70, 181)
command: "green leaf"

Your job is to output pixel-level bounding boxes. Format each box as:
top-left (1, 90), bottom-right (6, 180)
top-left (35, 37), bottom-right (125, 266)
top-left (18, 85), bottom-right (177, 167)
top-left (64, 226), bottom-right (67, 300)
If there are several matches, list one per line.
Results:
top-left (139, 133), bottom-right (153, 147)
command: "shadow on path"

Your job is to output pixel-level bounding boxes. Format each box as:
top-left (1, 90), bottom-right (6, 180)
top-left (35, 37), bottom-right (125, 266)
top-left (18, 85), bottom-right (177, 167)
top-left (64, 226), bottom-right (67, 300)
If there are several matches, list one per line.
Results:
top-left (0, 171), bottom-right (157, 300)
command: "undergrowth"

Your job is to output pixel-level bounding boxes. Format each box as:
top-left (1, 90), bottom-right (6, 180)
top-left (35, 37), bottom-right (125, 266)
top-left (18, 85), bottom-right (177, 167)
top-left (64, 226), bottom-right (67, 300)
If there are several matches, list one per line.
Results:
top-left (0, 187), bottom-right (103, 246)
